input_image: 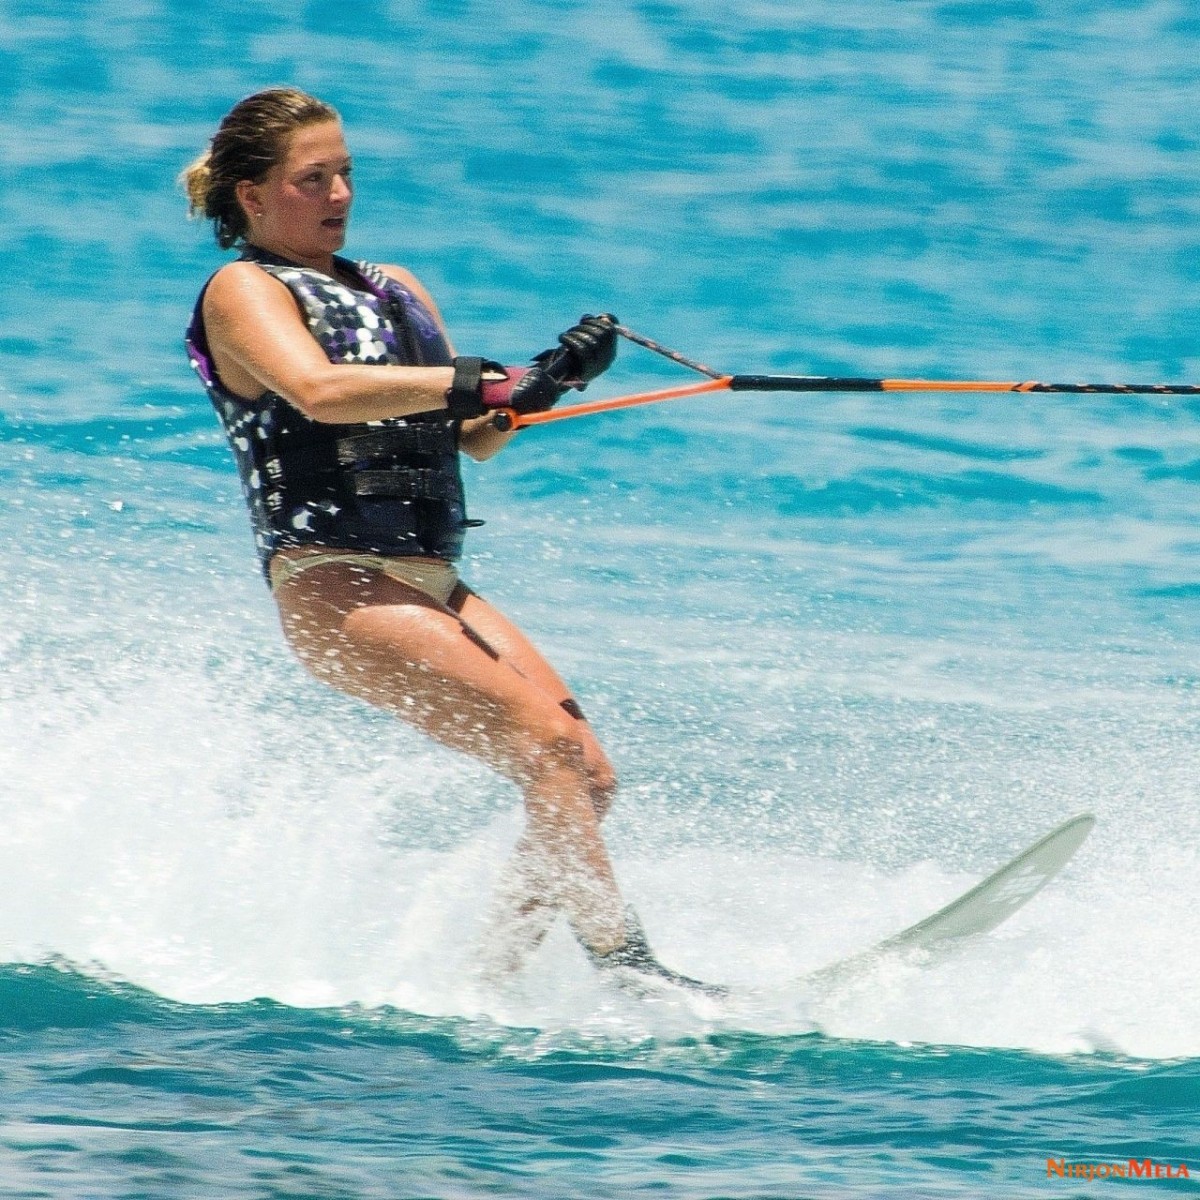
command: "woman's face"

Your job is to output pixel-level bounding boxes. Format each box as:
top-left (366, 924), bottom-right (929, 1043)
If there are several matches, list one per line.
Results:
top-left (239, 119), bottom-right (353, 265)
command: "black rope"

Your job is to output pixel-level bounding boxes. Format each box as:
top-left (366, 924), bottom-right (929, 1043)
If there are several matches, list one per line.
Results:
top-left (612, 323), bottom-right (725, 379)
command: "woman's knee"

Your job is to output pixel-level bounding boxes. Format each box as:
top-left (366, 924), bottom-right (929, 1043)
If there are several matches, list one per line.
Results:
top-left (517, 715), bottom-right (619, 820)
top-left (517, 711), bottom-right (595, 785)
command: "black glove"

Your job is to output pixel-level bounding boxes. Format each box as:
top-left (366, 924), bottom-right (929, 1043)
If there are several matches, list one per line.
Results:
top-left (533, 313), bottom-right (618, 388)
top-left (445, 358), bottom-right (563, 420)
top-left (504, 365), bottom-right (562, 414)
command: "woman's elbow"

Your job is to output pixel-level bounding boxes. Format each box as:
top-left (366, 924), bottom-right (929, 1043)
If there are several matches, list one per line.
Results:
top-left (285, 374), bottom-right (345, 423)
top-left (461, 440), bottom-right (496, 463)
top-left (458, 423), bottom-right (508, 462)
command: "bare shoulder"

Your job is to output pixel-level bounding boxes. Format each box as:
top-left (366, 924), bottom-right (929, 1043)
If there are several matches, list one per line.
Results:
top-left (201, 261), bottom-right (306, 356)
top-left (203, 259), bottom-right (292, 316)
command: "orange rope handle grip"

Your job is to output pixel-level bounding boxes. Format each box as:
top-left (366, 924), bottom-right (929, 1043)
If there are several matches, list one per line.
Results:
top-left (879, 379), bottom-right (1029, 392)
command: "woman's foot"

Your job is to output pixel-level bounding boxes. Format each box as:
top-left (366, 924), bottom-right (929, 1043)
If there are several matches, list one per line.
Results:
top-left (585, 909), bottom-right (728, 999)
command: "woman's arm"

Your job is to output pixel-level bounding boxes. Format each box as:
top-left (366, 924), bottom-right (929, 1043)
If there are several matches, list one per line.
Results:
top-left (202, 262), bottom-right (455, 423)
top-left (203, 259), bottom-right (562, 460)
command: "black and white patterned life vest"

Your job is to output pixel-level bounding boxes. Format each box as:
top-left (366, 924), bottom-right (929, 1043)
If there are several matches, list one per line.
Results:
top-left (186, 247), bottom-right (471, 576)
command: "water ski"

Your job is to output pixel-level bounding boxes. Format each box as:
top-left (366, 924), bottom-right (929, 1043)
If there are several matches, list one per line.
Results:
top-left (804, 812), bottom-right (1095, 991)
top-left (596, 813), bottom-right (1094, 1002)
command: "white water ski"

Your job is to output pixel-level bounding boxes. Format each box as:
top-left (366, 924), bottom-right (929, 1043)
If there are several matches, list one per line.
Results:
top-left (803, 812), bottom-right (1096, 992)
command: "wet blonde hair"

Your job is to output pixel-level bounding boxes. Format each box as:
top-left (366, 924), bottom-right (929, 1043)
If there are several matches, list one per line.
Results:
top-left (181, 86), bottom-right (340, 248)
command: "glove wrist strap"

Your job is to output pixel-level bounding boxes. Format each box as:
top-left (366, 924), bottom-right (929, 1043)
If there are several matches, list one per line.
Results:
top-left (445, 356), bottom-right (486, 420)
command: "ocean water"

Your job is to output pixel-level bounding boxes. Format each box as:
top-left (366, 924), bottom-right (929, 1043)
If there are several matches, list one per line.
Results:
top-left (1, 0), bottom-right (1198, 1195)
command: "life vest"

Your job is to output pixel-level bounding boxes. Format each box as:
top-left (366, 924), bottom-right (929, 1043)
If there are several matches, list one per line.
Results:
top-left (186, 247), bottom-right (472, 576)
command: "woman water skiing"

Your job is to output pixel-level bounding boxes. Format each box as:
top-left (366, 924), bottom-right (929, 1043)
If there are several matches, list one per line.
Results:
top-left (181, 87), bottom-right (712, 995)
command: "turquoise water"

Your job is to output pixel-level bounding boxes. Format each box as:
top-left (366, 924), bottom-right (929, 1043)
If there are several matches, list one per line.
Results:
top-left (1, 0), bottom-right (1199, 1195)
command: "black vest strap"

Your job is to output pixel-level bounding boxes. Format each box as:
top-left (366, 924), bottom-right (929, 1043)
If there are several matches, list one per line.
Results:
top-left (351, 467), bottom-right (461, 500)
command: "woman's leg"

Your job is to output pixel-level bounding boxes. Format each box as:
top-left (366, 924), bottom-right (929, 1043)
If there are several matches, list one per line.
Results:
top-left (272, 562), bottom-right (627, 963)
top-left (447, 588), bottom-right (621, 973)
top-left (451, 588), bottom-right (618, 818)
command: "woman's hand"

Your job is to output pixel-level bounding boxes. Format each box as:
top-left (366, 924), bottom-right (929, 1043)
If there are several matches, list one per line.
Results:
top-left (445, 359), bottom-right (563, 419)
top-left (535, 314), bottom-right (619, 387)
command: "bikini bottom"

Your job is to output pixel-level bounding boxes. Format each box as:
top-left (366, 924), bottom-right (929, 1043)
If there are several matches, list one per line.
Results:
top-left (268, 551), bottom-right (467, 608)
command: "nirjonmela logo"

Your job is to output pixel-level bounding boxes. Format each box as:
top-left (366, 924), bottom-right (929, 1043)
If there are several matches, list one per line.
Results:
top-left (1047, 1157), bottom-right (1191, 1182)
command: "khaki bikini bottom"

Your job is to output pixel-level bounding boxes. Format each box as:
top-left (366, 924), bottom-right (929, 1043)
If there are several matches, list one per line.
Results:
top-left (268, 551), bottom-right (464, 607)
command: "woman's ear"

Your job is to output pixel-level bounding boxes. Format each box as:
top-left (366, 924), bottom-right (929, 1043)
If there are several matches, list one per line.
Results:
top-left (235, 178), bottom-right (263, 219)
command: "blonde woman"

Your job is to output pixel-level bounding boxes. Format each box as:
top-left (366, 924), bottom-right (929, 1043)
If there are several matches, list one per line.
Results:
top-left (182, 87), bottom-right (716, 996)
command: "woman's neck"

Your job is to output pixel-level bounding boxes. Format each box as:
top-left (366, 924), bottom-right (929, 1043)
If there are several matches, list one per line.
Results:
top-left (243, 239), bottom-right (336, 277)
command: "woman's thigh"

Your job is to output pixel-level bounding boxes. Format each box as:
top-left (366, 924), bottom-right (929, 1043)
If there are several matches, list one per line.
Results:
top-left (453, 590), bottom-right (577, 705)
top-left (455, 590), bottom-right (617, 807)
top-left (272, 562), bottom-right (590, 783)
